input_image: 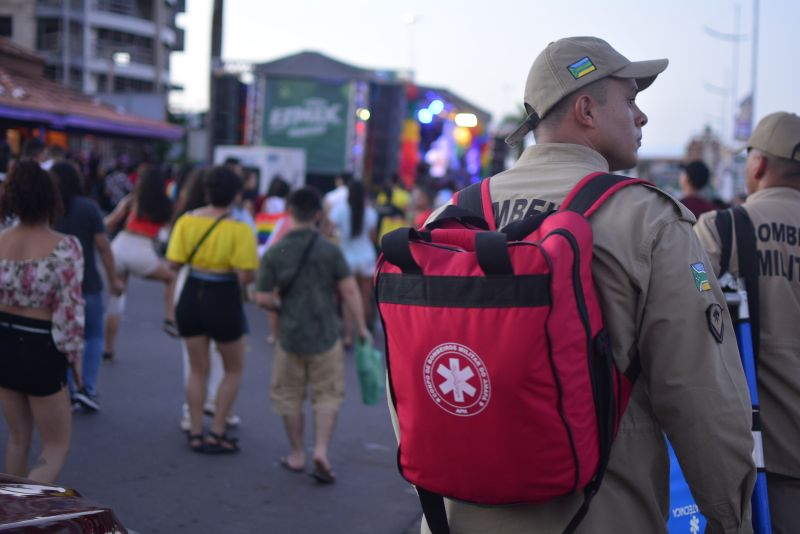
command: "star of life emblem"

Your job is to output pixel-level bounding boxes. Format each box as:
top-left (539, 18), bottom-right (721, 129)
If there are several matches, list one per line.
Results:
top-left (423, 343), bottom-right (491, 416)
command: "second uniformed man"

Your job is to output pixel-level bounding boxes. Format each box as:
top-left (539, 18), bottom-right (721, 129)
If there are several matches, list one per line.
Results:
top-left (696, 112), bottom-right (800, 534)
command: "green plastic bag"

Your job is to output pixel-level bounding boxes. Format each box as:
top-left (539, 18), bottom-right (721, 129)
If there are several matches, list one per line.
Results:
top-left (355, 337), bottom-right (385, 406)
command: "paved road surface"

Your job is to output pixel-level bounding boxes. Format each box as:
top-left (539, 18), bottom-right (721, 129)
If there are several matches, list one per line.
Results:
top-left (0, 278), bottom-right (421, 533)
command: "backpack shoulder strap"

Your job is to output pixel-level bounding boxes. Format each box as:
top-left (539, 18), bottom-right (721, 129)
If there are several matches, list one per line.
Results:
top-left (561, 172), bottom-right (648, 217)
top-left (454, 178), bottom-right (496, 230)
top-left (732, 205), bottom-right (760, 362)
top-left (714, 208), bottom-right (734, 276)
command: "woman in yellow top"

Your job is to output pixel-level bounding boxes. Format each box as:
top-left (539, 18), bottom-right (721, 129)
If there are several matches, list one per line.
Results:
top-left (166, 166), bottom-right (258, 454)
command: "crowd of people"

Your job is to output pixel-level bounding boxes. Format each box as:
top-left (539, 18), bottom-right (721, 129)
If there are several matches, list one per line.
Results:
top-left (0, 34), bottom-right (798, 534)
top-left (0, 141), bottom-right (440, 486)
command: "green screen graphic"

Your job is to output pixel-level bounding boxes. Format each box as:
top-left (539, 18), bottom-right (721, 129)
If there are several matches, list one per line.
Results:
top-left (262, 78), bottom-right (352, 174)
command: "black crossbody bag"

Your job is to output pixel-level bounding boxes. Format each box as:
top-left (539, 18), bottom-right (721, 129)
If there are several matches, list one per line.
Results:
top-left (279, 232), bottom-right (318, 299)
top-left (185, 211), bottom-right (230, 267)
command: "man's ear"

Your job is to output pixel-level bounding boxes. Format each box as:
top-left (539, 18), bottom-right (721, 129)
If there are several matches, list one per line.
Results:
top-left (753, 152), bottom-right (768, 180)
top-left (573, 95), bottom-right (595, 128)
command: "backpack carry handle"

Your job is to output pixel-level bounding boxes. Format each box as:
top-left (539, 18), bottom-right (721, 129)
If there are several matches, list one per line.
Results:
top-left (381, 228), bottom-right (425, 274)
top-left (475, 232), bottom-right (514, 275)
top-left (382, 227), bottom-right (513, 277)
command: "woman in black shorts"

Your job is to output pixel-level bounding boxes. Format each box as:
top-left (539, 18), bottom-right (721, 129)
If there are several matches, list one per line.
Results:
top-left (166, 166), bottom-right (258, 453)
top-left (0, 160), bottom-right (85, 483)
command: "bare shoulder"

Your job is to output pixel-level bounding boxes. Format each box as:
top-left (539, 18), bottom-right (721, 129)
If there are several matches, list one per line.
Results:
top-left (0, 227), bottom-right (70, 260)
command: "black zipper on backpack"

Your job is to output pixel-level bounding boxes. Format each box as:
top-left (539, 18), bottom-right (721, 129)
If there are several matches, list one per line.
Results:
top-left (545, 229), bottom-right (596, 488)
top-left (536, 245), bottom-right (581, 494)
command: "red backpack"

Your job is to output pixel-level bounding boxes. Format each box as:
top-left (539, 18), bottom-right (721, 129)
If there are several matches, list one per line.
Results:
top-left (375, 172), bottom-right (646, 534)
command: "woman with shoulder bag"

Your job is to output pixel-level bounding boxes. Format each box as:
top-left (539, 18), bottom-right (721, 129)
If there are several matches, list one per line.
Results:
top-left (166, 166), bottom-right (258, 454)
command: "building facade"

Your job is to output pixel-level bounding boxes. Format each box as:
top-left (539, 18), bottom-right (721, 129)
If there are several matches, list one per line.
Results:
top-left (0, 0), bottom-right (184, 120)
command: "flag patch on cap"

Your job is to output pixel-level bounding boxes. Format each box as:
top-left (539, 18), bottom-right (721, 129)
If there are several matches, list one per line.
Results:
top-left (691, 262), bottom-right (712, 292)
top-left (567, 57), bottom-right (597, 79)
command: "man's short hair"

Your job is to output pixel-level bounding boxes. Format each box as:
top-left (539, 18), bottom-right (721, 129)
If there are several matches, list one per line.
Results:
top-left (47, 144), bottom-right (65, 160)
top-left (288, 187), bottom-right (322, 222)
top-left (533, 78), bottom-right (610, 140)
top-left (683, 161), bottom-right (710, 190)
top-left (224, 156), bottom-right (241, 167)
top-left (757, 151), bottom-right (800, 181)
top-left (22, 137), bottom-right (45, 159)
top-left (203, 165), bottom-right (242, 207)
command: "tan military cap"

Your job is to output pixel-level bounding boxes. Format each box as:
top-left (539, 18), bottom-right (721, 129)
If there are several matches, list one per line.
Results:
top-left (748, 112), bottom-right (800, 161)
top-left (506, 36), bottom-right (668, 146)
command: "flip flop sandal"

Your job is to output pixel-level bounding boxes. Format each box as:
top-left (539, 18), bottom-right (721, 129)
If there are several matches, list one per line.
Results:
top-left (308, 459), bottom-right (336, 484)
top-left (279, 457), bottom-right (304, 473)
top-left (205, 431), bottom-right (239, 454)
top-left (187, 433), bottom-right (205, 453)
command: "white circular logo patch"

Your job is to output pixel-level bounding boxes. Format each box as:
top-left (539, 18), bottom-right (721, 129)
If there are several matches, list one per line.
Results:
top-left (423, 343), bottom-right (491, 417)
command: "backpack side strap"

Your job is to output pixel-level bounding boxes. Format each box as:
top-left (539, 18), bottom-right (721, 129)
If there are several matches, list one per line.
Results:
top-left (561, 172), bottom-right (648, 217)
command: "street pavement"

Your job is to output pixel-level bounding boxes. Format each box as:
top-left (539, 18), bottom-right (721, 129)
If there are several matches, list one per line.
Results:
top-left (0, 277), bottom-right (421, 534)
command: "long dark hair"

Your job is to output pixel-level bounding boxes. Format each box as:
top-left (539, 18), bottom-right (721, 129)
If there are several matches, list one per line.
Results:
top-left (50, 161), bottom-right (84, 215)
top-left (172, 166), bottom-right (208, 224)
top-left (135, 166), bottom-right (173, 224)
top-left (348, 180), bottom-right (365, 238)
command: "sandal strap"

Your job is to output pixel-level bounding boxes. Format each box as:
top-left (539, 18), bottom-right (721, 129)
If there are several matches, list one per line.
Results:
top-left (208, 431), bottom-right (237, 443)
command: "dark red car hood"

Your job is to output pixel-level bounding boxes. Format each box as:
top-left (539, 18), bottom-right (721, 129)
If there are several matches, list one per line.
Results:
top-left (0, 473), bottom-right (128, 532)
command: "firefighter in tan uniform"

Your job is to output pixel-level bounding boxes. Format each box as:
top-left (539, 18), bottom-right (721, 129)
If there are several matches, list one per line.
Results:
top-left (406, 36), bottom-right (755, 534)
top-left (695, 112), bottom-right (800, 534)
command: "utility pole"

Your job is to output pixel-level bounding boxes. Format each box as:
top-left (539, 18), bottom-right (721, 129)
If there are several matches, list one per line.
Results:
top-left (750, 0), bottom-right (760, 121)
top-left (703, 6), bottom-right (747, 145)
top-left (207, 0), bottom-right (224, 163)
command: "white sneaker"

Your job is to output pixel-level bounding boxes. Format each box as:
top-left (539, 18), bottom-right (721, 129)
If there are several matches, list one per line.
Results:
top-left (180, 412), bottom-right (191, 432)
top-left (225, 414), bottom-right (241, 427)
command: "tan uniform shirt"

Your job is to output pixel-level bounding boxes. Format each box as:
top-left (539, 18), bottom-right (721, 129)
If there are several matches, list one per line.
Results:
top-left (399, 143), bottom-right (755, 534)
top-left (696, 187), bottom-right (800, 479)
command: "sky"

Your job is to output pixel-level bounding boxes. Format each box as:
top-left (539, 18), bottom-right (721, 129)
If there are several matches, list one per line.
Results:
top-left (169, 0), bottom-right (799, 157)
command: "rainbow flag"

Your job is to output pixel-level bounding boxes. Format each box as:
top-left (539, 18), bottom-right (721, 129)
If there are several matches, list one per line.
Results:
top-left (255, 212), bottom-right (285, 245)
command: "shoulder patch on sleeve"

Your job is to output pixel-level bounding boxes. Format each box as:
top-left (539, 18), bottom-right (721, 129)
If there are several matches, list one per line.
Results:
top-left (692, 262), bottom-right (712, 292)
top-left (706, 303), bottom-right (724, 343)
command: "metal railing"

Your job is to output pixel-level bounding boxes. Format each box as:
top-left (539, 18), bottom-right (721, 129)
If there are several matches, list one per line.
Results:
top-left (38, 0), bottom-right (85, 9)
top-left (37, 32), bottom-right (84, 55)
top-left (93, 0), bottom-right (153, 21)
